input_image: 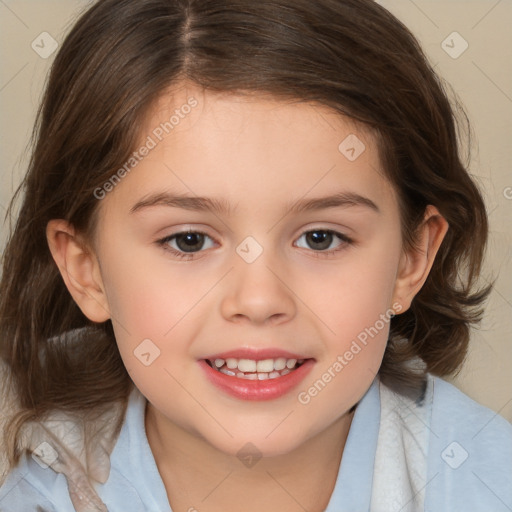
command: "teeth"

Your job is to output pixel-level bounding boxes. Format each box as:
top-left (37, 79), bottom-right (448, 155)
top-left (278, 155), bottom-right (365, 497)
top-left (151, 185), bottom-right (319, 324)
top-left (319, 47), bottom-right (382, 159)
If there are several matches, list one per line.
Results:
top-left (226, 358), bottom-right (238, 369)
top-left (274, 358), bottom-right (287, 370)
top-left (215, 357), bottom-right (302, 373)
top-left (239, 359), bottom-right (257, 372)
top-left (256, 359), bottom-right (274, 372)
top-left (208, 356), bottom-right (307, 379)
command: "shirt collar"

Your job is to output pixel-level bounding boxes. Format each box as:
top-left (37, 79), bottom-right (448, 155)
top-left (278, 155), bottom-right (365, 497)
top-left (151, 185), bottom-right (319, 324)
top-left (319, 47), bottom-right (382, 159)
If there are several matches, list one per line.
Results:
top-left (324, 376), bottom-right (381, 512)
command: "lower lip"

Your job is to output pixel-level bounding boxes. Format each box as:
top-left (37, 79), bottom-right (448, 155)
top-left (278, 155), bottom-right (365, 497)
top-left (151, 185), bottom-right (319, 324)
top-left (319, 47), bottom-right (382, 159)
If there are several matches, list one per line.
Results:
top-left (198, 359), bottom-right (315, 401)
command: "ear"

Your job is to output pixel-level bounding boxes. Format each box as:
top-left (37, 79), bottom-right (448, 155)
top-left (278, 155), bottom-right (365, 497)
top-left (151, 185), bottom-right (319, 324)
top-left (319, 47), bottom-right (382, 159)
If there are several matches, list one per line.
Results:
top-left (46, 219), bottom-right (110, 323)
top-left (392, 205), bottom-right (449, 314)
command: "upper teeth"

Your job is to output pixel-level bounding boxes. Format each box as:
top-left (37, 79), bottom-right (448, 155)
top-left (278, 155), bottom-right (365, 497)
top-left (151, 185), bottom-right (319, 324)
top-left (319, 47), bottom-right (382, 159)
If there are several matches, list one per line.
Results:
top-left (213, 357), bottom-right (299, 373)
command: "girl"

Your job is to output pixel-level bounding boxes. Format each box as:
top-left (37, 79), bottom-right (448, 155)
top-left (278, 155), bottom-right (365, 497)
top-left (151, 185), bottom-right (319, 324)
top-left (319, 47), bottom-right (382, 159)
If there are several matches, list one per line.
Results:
top-left (0, 0), bottom-right (511, 511)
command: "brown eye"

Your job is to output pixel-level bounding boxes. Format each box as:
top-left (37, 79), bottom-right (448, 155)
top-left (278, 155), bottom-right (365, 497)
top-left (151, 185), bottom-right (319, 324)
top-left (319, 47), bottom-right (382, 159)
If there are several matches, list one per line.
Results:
top-left (157, 230), bottom-right (215, 258)
top-left (173, 232), bottom-right (207, 253)
top-left (295, 229), bottom-right (353, 254)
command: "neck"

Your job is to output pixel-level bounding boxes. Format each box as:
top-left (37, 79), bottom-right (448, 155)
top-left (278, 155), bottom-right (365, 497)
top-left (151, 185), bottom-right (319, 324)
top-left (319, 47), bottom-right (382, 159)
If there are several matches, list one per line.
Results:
top-left (145, 404), bottom-right (355, 512)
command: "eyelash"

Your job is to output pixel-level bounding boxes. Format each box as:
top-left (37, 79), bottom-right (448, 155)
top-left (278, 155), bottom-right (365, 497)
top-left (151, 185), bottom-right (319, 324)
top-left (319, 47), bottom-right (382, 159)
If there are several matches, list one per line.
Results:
top-left (156, 228), bottom-right (354, 261)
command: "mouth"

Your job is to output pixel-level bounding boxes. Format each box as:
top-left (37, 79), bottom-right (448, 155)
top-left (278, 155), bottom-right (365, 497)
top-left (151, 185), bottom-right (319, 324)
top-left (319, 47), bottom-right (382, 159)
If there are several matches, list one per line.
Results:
top-left (199, 352), bottom-right (315, 401)
top-left (204, 357), bottom-right (307, 380)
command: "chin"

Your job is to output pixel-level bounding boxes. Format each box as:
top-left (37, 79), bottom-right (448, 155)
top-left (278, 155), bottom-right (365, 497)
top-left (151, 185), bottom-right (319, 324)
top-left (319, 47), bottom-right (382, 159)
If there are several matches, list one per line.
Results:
top-left (204, 429), bottom-right (305, 461)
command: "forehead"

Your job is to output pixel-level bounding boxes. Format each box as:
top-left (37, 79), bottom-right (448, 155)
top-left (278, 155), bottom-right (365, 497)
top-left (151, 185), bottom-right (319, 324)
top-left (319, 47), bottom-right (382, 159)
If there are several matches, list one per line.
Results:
top-left (97, 84), bottom-right (396, 220)
top-left (147, 84), bottom-right (376, 150)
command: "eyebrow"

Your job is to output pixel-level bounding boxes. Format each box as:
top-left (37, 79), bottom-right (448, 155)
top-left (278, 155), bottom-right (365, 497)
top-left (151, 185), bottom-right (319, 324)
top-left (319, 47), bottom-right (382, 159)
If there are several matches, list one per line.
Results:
top-left (129, 191), bottom-right (380, 215)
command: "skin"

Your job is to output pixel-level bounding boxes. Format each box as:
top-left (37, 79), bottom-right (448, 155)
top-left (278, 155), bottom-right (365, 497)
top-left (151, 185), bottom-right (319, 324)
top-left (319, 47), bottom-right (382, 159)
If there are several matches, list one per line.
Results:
top-left (47, 82), bottom-right (448, 512)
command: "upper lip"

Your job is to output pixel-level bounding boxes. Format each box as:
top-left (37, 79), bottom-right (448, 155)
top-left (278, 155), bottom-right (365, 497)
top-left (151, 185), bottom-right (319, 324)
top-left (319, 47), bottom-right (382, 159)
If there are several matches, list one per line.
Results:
top-left (203, 348), bottom-right (312, 361)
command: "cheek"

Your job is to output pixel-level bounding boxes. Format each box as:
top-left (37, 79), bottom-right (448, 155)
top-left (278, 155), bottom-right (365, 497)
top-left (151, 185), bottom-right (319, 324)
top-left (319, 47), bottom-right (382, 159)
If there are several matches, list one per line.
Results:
top-left (311, 232), bottom-right (401, 380)
top-left (97, 255), bottom-right (182, 378)
top-left (319, 238), bottom-right (400, 334)
top-left (100, 244), bottom-right (209, 333)
top-left (295, 253), bottom-right (397, 422)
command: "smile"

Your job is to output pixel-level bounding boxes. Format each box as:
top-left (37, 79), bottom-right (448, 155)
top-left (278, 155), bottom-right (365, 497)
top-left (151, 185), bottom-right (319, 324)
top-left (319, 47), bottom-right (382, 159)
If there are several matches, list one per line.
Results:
top-left (199, 354), bottom-right (315, 401)
top-left (205, 357), bottom-right (305, 380)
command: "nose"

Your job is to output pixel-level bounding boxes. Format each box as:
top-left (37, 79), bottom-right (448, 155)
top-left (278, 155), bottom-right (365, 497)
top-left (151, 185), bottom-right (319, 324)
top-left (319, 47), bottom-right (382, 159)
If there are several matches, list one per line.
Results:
top-left (219, 249), bottom-right (297, 326)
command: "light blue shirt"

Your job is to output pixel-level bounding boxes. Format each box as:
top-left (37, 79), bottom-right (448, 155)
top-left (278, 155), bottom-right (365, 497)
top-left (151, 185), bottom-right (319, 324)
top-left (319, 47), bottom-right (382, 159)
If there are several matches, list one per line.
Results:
top-left (1, 375), bottom-right (511, 511)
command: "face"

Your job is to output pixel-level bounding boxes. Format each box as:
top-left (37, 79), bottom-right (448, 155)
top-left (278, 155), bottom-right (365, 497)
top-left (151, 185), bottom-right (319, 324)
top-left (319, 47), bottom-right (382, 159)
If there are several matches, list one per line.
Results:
top-left (91, 84), bottom-right (405, 457)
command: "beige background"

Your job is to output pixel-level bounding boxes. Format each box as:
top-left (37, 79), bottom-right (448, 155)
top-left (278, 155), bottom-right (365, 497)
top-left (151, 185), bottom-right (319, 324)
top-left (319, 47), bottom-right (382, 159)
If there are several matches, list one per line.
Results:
top-left (1, 0), bottom-right (511, 421)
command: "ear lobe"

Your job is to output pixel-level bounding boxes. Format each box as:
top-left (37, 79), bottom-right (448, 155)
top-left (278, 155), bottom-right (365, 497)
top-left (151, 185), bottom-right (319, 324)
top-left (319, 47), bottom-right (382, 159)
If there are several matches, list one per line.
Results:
top-left (46, 219), bottom-right (111, 323)
top-left (392, 205), bottom-right (449, 313)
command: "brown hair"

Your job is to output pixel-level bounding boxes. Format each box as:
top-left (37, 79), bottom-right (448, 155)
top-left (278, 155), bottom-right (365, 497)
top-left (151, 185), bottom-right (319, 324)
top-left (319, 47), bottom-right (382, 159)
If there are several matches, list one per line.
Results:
top-left (0, 0), bottom-right (491, 469)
